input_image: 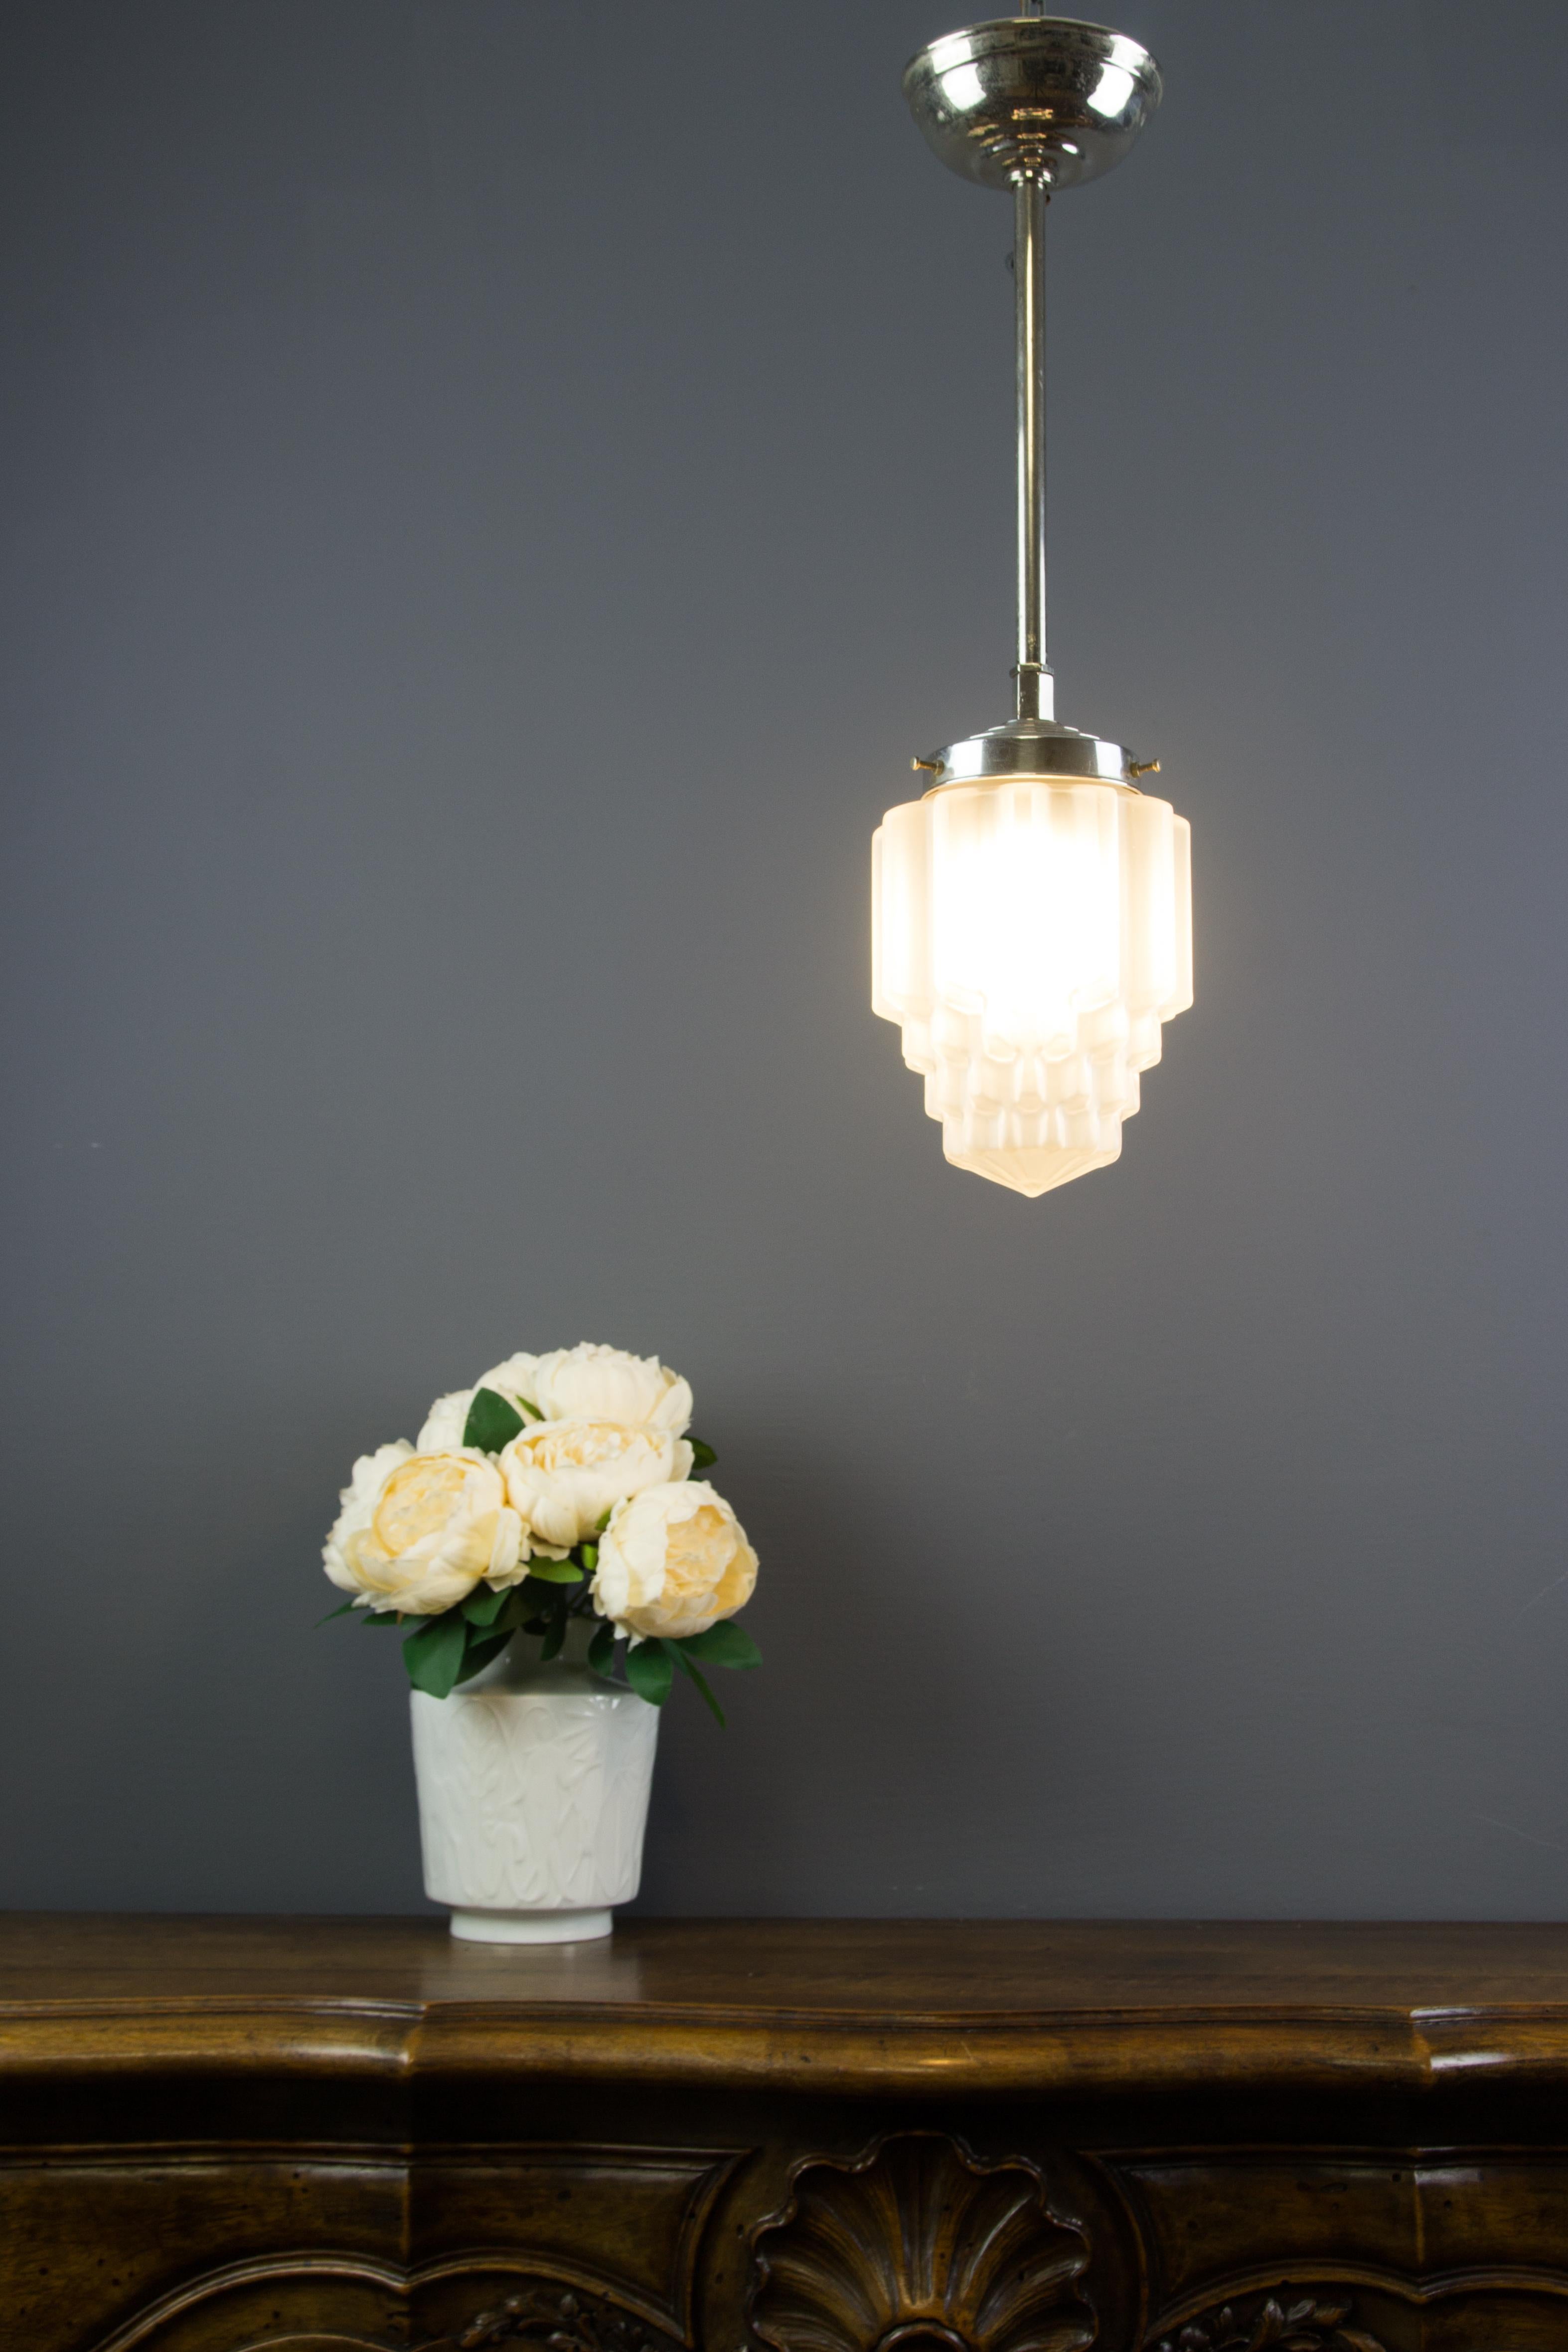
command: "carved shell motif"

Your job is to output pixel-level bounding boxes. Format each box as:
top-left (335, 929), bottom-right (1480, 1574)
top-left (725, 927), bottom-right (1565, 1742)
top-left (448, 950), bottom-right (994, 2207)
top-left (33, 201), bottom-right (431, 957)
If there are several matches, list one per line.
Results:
top-left (1151, 2293), bottom-right (1385, 2352)
top-left (750, 2132), bottom-right (1094, 2352)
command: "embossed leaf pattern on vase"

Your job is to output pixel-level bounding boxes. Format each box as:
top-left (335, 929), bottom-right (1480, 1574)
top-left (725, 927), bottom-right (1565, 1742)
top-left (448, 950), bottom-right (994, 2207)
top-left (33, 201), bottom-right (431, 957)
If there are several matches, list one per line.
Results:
top-left (411, 1686), bottom-right (659, 1910)
top-left (750, 2133), bottom-right (1094, 2352)
top-left (1151, 2293), bottom-right (1385, 2352)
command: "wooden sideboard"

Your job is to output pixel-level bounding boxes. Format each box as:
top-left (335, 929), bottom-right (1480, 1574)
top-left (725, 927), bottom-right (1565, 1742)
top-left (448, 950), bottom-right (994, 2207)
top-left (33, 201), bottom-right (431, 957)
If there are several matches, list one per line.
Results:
top-left (7, 1917), bottom-right (1568, 2352)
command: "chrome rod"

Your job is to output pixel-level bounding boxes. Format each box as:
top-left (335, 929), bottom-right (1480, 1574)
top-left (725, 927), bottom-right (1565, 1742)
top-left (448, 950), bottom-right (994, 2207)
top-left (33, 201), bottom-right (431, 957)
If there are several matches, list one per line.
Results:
top-left (1013, 170), bottom-right (1050, 720)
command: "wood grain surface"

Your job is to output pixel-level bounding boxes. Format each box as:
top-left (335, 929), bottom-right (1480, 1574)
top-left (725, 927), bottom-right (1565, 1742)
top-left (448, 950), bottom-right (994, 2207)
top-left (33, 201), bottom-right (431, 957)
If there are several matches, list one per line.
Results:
top-left (8, 1913), bottom-right (1568, 2098)
top-left (11, 1911), bottom-right (1568, 2009)
top-left (7, 1915), bottom-right (1568, 2351)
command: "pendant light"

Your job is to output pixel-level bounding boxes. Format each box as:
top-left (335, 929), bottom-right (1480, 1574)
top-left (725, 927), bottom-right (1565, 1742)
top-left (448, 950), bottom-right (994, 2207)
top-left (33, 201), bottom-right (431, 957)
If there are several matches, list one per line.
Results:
top-left (872, 10), bottom-right (1192, 1198)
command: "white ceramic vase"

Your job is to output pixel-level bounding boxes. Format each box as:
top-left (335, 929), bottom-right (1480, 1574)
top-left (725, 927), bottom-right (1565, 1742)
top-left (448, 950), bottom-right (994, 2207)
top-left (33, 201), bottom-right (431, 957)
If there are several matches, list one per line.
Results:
top-left (409, 1619), bottom-right (659, 1944)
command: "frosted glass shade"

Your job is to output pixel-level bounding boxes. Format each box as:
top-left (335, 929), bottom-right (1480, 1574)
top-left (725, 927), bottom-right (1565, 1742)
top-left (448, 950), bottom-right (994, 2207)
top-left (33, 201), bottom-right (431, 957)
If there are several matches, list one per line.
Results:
top-left (872, 777), bottom-right (1192, 1197)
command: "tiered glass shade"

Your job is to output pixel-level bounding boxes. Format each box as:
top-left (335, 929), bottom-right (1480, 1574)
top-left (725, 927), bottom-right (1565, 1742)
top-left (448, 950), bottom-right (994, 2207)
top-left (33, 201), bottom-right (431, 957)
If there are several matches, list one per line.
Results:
top-left (872, 776), bottom-right (1192, 1196)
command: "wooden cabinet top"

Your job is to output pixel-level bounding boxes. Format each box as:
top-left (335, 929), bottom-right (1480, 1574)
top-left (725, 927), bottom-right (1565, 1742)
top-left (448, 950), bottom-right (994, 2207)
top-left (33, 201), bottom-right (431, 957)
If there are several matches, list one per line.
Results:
top-left (7, 1914), bottom-right (1568, 2097)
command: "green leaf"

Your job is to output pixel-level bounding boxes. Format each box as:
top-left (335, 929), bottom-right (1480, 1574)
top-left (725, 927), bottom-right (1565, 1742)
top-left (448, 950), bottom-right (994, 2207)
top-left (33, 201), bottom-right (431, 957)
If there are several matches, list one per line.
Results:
top-left (579, 1543), bottom-right (598, 1572)
top-left (462, 1386), bottom-right (525, 1454)
top-left (517, 1394), bottom-right (542, 1420)
top-left (402, 1611), bottom-right (470, 1700)
top-left (587, 1621), bottom-right (617, 1675)
top-left (678, 1621), bottom-right (761, 1670)
top-left (462, 1583), bottom-right (510, 1626)
top-left (625, 1638), bottom-right (673, 1707)
top-left (594, 1507), bottom-right (613, 1533)
top-left (688, 1437), bottom-right (718, 1471)
top-left (539, 1617), bottom-right (566, 1663)
top-left (315, 1600), bottom-right (358, 1626)
top-left (671, 1644), bottom-right (727, 1727)
top-left (454, 1628), bottom-right (513, 1685)
top-left (527, 1558), bottom-right (584, 1584)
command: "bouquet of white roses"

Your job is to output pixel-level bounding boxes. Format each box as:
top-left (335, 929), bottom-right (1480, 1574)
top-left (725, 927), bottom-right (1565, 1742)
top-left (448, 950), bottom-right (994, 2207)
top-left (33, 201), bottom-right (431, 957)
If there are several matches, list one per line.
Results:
top-left (321, 1343), bottom-right (760, 1722)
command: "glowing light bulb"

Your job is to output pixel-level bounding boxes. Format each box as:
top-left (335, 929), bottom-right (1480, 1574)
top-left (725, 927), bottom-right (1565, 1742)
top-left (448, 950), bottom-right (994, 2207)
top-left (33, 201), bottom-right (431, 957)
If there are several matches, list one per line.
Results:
top-left (873, 776), bottom-right (1191, 1196)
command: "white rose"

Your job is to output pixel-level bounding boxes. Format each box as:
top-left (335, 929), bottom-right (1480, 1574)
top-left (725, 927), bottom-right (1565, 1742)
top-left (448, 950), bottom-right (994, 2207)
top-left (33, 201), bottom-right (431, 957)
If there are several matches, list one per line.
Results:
top-left (416, 1390), bottom-right (472, 1453)
top-left (416, 1352), bottom-right (542, 1454)
top-left (479, 1351), bottom-right (541, 1412)
top-left (592, 1480), bottom-right (758, 1642)
top-left (531, 1343), bottom-right (692, 1435)
top-left (323, 1442), bottom-right (414, 1587)
top-left (322, 1445), bottom-right (524, 1614)
top-left (501, 1420), bottom-right (692, 1551)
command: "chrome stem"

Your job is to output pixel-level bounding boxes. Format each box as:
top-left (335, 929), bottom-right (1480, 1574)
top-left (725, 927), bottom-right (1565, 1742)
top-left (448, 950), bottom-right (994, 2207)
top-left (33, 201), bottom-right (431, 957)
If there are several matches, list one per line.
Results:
top-left (1013, 170), bottom-right (1051, 721)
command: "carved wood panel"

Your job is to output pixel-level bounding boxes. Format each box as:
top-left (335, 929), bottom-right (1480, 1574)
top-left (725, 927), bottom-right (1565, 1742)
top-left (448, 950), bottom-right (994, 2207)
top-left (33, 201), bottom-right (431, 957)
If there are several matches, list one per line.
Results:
top-left (77, 2263), bottom-right (694, 2352)
top-left (749, 2132), bottom-right (1095, 2352)
top-left (3, 2144), bottom-right (737, 2352)
top-left (43, 2134), bottom-right (1568, 2352)
top-left (18, 1922), bottom-right (1568, 2352)
top-left (9, 2124), bottom-right (1568, 2351)
top-left (1146, 2292), bottom-right (1385, 2352)
top-left (416, 2279), bottom-right (689, 2352)
top-left (1104, 2149), bottom-right (1568, 2350)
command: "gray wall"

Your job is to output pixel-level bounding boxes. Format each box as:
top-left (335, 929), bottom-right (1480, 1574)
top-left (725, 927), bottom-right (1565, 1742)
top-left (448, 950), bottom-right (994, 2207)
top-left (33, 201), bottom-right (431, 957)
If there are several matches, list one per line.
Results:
top-left (4, 0), bottom-right (1568, 1920)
